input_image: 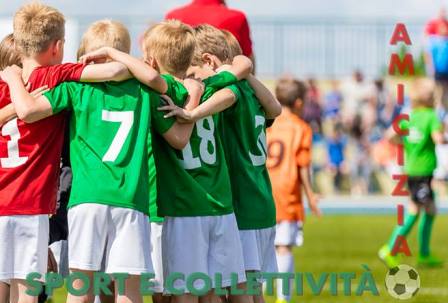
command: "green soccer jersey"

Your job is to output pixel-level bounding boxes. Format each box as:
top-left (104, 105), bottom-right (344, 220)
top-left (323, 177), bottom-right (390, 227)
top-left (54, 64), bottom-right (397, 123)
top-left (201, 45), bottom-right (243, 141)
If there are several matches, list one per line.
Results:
top-left (155, 71), bottom-right (238, 217)
top-left (45, 79), bottom-right (172, 215)
top-left (218, 80), bottom-right (276, 230)
top-left (148, 74), bottom-right (189, 222)
top-left (400, 107), bottom-right (442, 176)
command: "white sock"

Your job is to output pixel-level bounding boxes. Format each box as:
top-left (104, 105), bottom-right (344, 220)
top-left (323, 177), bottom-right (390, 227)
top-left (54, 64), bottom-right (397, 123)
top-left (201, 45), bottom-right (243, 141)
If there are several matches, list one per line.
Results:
top-left (276, 252), bottom-right (294, 301)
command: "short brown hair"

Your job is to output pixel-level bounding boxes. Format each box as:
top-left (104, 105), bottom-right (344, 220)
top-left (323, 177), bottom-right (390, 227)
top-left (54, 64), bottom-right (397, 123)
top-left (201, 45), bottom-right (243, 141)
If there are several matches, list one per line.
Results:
top-left (143, 20), bottom-right (195, 77)
top-left (77, 20), bottom-right (131, 59)
top-left (192, 24), bottom-right (231, 66)
top-left (0, 34), bottom-right (22, 70)
top-left (13, 2), bottom-right (65, 56)
top-left (221, 30), bottom-right (242, 60)
top-left (275, 76), bottom-right (307, 107)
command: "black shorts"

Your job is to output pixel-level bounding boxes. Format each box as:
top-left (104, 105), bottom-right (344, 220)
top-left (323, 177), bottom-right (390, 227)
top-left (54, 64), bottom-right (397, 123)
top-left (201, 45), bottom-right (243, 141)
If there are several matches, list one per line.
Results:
top-left (407, 176), bottom-right (434, 204)
top-left (435, 72), bottom-right (448, 81)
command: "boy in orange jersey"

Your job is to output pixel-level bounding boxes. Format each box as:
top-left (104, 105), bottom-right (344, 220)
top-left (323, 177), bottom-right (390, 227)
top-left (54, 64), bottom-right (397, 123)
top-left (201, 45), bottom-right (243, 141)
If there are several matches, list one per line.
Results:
top-left (266, 77), bottom-right (321, 303)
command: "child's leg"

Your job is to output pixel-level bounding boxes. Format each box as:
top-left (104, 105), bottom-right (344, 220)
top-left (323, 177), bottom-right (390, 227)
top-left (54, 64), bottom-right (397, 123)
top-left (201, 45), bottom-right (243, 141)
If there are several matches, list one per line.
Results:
top-left (66, 270), bottom-right (95, 303)
top-left (114, 275), bottom-right (142, 303)
top-left (275, 246), bottom-right (294, 302)
top-left (199, 290), bottom-right (224, 303)
top-left (387, 201), bottom-right (420, 251)
top-left (171, 294), bottom-right (197, 303)
top-left (274, 221), bottom-right (300, 302)
top-left (418, 202), bottom-right (437, 257)
top-left (9, 279), bottom-right (38, 303)
top-left (227, 282), bottom-right (253, 303)
top-left (0, 281), bottom-right (8, 303)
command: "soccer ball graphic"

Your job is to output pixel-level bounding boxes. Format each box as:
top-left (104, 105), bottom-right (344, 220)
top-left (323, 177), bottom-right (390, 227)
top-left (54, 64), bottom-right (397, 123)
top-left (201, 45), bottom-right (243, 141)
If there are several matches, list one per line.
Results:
top-left (385, 265), bottom-right (420, 300)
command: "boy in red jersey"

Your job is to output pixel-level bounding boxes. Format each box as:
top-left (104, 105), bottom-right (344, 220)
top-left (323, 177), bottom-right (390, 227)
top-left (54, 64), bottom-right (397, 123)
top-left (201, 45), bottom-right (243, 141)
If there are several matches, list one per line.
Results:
top-left (0, 3), bottom-right (133, 303)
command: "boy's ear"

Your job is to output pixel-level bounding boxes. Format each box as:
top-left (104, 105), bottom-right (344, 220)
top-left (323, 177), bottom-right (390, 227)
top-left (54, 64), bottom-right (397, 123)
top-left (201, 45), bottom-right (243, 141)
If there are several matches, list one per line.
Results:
top-left (201, 53), bottom-right (213, 68)
top-left (55, 40), bottom-right (64, 55)
top-left (148, 56), bottom-right (159, 70)
top-left (294, 98), bottom-right (303, 109)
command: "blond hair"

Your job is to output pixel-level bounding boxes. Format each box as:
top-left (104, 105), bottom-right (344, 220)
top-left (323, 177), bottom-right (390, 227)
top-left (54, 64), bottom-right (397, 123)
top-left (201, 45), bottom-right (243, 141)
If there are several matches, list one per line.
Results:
top-left (142, 20), bottom-right (195, 77)
top-left (221, 30), bottom-right (242, 60)
top-left (13, 2), bottom-right (65, 56)
top-left (275, 76), bottom-right (307, 107)
top-left (409, 78), bottom-right (435, 108)
top-left (0, 34), bottom-right (22, 70)
top-left (192, 24), bottom-right (231, 66)
top-left (77, 20), bottom-right (131, 59)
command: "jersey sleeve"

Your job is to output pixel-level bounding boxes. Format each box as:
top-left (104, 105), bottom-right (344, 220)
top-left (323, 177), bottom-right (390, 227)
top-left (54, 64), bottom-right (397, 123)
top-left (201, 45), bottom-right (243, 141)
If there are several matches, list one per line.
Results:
top-left (203, 71), bottom-right (238, 92)
top-left (296, 123), bottom-right (313, 167)
top-left (161, 74), bottom-right (188, 104)
top-left (149, 90), bottom-right (182, 135)
top-left (44, 82), bottom-right (76, 114)
top-left (225, 84), bottom-right (242, 102)
top-left (43, 63), bottom-right (86, 88)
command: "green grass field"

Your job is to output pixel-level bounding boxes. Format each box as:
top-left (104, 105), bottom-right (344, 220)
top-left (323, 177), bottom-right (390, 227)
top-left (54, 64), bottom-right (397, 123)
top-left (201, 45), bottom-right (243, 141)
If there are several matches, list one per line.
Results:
top-left (51, 214), bottom-right (448, 303)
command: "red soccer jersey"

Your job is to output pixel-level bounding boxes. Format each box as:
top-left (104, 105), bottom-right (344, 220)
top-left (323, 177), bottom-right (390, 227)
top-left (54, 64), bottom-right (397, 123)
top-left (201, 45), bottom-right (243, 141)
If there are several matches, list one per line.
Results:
top-left (0, 63), bottom-right (85, 216)
top-left (165, 0), bottom-right (253, 57)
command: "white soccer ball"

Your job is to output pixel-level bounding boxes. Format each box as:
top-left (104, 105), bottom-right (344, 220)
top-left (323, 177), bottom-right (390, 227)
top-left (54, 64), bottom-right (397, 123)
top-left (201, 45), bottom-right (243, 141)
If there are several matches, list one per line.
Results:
top-left (385, 264), bottom-right (420, 300)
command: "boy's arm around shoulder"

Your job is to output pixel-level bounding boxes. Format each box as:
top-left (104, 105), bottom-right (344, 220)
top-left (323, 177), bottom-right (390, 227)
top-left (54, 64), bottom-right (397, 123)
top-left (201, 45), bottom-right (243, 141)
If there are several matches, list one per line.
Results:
top-left (161, 79), bottom-right (203, 149)
top-left (0, 104), bottom-right (17, 127)
top-left (80, 47), bottom-right (167, 93)
top-left (217, 55), bottom-right (252, 81)
top-left (0, 66), bottom-right (52, 123)
top-left (0, 85), bottom-right (50, 126)
top-left (247, 74), bottom-right (282, 119)
top-left (80, 62), bottom-right (131, 82)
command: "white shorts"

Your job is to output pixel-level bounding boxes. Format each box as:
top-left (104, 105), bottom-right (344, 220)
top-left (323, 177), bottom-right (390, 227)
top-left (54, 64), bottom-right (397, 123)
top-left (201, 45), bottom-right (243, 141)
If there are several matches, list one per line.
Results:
top-left (275, 221), bottom-right (304, 247)
top-left (68, 204), bottom-right (153, 274)
top-left (49, 240), bottom-right (69, 277)
top-left (162, 214), bottom-right (245, 293)
top-left (239, 227), bottom-right (278, 274)
top-left (0, 215), bottom-right (49, 281)
top-left (150, 222), bottom-right (164, 293)
top-left (434, 144), bottom-right (448, 180)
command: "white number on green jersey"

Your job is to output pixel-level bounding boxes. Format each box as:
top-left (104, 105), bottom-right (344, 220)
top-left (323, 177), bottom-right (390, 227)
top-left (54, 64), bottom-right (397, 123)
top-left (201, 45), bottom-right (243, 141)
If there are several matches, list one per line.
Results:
top-left (1, 119), bottom-right (28, 168)
top-left (181, 116), bottom-right (216, 169)
top-left (249, 115), bottom-right (268, 166)
top-left (102, 110), bottom-right (134, 162)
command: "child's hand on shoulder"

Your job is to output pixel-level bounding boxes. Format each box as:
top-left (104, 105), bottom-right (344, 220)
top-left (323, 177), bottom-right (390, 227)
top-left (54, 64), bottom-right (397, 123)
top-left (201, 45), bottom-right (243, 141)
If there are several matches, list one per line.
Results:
top-left (0, 65), bottom-right (22, 84)
top-left (79, 47), bottom-right (113, 64)
top-left (159, 95), bottom-right (194, 123)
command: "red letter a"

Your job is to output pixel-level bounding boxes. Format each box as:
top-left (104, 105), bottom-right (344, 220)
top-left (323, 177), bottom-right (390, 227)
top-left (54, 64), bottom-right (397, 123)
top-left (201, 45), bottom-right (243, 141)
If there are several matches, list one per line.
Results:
top-left (390, 23), bottom-right (412, 45)
top-left (391, 235), bottom-right (412, 256)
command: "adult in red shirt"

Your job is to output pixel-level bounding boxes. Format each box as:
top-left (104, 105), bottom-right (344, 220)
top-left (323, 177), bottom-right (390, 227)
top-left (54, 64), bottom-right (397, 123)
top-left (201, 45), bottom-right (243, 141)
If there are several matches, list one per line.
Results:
top-left (165, 0), bottom-right (255, 62)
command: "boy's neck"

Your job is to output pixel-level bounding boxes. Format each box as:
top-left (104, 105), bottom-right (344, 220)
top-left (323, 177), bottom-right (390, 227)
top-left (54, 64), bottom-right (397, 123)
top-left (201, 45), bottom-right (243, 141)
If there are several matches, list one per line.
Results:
top-left (21, 55), bottom-right (56, 82)
top-left (159, 67), bottom-right (185, 81)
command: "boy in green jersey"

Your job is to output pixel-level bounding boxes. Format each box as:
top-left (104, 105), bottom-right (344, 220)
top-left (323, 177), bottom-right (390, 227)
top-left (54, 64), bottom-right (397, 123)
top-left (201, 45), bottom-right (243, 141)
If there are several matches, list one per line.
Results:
top-left (3, 20), bottom-right (201, 303)
top-left (161, 25), bottom-right (282, 303)
top-left (379, 78), bottom-right (446, 268)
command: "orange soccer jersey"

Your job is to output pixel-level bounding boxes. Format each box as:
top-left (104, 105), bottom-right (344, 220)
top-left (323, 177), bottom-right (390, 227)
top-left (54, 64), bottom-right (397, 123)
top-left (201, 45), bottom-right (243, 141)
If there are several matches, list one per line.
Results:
top-left (267, 108), bottom-right (312, 222)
